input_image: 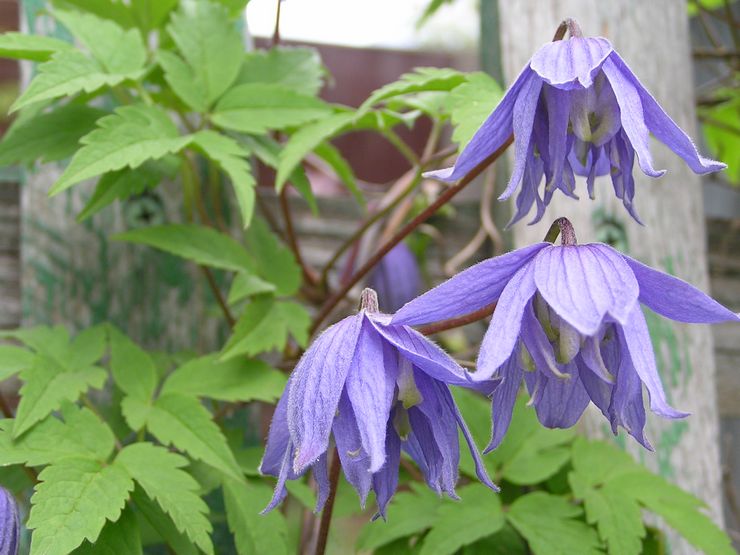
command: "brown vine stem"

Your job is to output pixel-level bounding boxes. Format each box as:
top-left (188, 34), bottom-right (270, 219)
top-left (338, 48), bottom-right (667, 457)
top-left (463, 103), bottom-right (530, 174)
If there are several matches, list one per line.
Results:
top-left (313, 448), bottom-right (341, 555)
top-left (418, 302), bottom-right (498, 336)
top-left (201, 267), bottom-right (236, 328)
top-left (280, 187), bottom-right (319, 286)
top-left (310, 135), bottom-right (513, 336)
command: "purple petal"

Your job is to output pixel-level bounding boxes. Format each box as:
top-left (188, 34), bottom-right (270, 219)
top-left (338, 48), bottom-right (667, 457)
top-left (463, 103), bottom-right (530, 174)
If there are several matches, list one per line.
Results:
top-left (534, 244), bottom-right (639, 336)
top-left (580, 334), bottom-right (615, 383)
top-left (424, 66), bottom-right (532, 183)
top-left (345, 319), bottom-right (397, 473)
top-left (622, 254), bottom-right (739, 323)
top-left (609, 346), bottom-right (653, 450)
top-left (485, 354), bottom-right (523, 453)
top-left (372, 415), bottom-right (401, 519)
top-left (601, 56), bottom-right (665, 178)
top-left (476, 261), bottom-right (537, 380)
top-left (406, 408), bottom-right (445, 495)
top-left (544, 85), bottom-right (571, 191)
top-left (333, 392), bottom-right (372, 505)
top-left (289, 314), bottom-right (363, 473)
top-left (367, 242), bottom-right (422, 313)
top-left (521, 304), bottom-right (570, 380)
top-left (259, 379), bottom-right (291, 476)
top-left (578, 355), bottom-right (613, 417)
top-left (313, 452), bottom-right (331, 513)
top-left (0, 488), bottom-right (19, 555)
top-left (530, 37), bottom-right (613, 89)
top-left (392, 242), bottom-right (549, 326)
top-left (607, 52), bottom-right (725, 174)
top-left (498, 72), bottom-right (543, 201)
top-left (261, 442), bottom-right (295, 514)
top-left (530, 360), bottom-right (590, 429)
top-left (618, 305), bottom-right (688, 419)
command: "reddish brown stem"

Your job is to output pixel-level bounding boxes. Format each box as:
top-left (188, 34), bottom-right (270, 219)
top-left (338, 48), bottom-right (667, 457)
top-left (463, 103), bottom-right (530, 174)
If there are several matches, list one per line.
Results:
top-left (201, 267), bottom-right (236, 328)
top-left (280, 187), bottom-right (319, 286)
top-left (313, 448), bottom-right (341, 555)
top-left (418, 302), bottom-right (498, 336)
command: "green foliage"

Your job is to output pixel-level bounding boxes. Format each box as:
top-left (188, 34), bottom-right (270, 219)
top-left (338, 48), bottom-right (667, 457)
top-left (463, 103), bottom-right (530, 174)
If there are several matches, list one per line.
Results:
top-left (237, 47), bottom-right (325, 96)
top-left (0, 33), bottom-right (72, 61)
top-left (700, 87), bottom-right (740, 185)
top-left (72, 507), bottom-right (142, 555)
top-left (449, 72), bottom-right (502, 148)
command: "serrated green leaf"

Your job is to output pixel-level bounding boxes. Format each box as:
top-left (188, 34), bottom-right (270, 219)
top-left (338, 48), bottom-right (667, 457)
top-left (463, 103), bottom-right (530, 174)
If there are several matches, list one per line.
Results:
top-left (236, 47), bottom-right (324, 96)
top-left (54, 9), bottom-right (147, 74)
top-left (244, 217), bottom-right (301, 296)
top-left (120, 396), bottom-right (150, 431)
top-left (0, 344), bottom-right (34, 381)
top-left (419, 484), bottom-right (504, 555)
top-left (449, 72), bottom-right (502, 149)
top-left (14, 356), bottom-right (107, 438)
top-left (502, 445), bottom-right (570, 485)
top-left (609, 471), bottom-right (735, 555)
top-left (157, 49), bottom-right (209, 112)
top-left (314, 141), bottom-right (364, 206)
top-left (131, 487), bottom-right (199, 555)
top-left (506, 492), bottom-right (601, 555)
top-left (12, 50), bottom-right (144, 112)
top-left (358, 67), bottom-right (467, 115)
top-left (221, 297), bottom-right (310, 360)
top-left (72, 506), bottom-right (142, 555)
top-left (130, 0), bottom-right (178, 31)
top-left (161, 353), bottom-right (286, 403)
top-left (356, 485), bottom-right (441, 551)
top-left (227, 273), bottom-right (276, 304)
top-left (190, 130), bottom-right (255, 227)
top-left (167, 0), bottom-right (243, 106)
top-left (583, 486), bottom-right (644, 555)
top-left (0, 404), bottom-right (115, 466)
top-left (108, 325), bottom-right (158, 401)
top-left (275, 112), bottom-right (354, 190)
top-left (0, 104), bottom-right (106, 167)
top-left (569, 437), bottom-right (641, 493)
top-left (27, 457), bottom-right (134, 555)
top-left (144, 392), bottom-right (244, 482)
top-left (0, 32), bottom-right (72, 61)
top-left (702, 91), bottom-right (740, 185)
top-left (51, 0), bottom-right (136, 28)
top-left (117, 443), bottom-right (213, 554)
top-left (212, 83), bottom-right (331, 134)
top-left (113, 223), bottom-right (255, 273)
top-left (0, 325), bottom-right (70, 357)
top-left (223, 477), bottom-right (289, 555)
top-left (51, 104), bottom-right (190, 195)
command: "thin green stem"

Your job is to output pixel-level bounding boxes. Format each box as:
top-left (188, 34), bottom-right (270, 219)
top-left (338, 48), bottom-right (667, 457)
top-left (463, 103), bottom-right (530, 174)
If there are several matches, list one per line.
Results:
top-left (381, 129), bottom-right (420, 167)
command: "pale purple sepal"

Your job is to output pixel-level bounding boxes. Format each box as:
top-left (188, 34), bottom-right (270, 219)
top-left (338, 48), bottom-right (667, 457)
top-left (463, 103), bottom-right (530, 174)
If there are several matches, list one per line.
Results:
top-left (0, 488), bottom-right (19, 555)
top-left (367, 242), bottom-right (422, 313)
top-left (530, 37), bottom-right (613, 89)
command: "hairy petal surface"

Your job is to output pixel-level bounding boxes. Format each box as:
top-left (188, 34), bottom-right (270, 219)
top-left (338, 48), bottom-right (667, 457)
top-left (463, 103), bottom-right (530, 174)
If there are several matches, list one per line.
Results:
top-left (530, 36), bottom-right (613, 89)
top-left (333, 392), bottom-right (372, 505)
top-left (527, 360), bottom-right (590, 428)
top-left (372, 417), bottom-right (401, 520)
top-left (485, 354), bottom-right (524, 453)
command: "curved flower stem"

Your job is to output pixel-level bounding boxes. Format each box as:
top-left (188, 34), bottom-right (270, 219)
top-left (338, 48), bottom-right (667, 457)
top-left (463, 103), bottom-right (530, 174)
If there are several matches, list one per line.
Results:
top-left (310, 136), bottom-right (513, 335)
top-left (543, 217), bottom-right (577, 245)
top-left (552, 18), bottom-right (582, 40)
top-left (280, 187), bottom-right (319, 286)
top-left (201, 267), bottom-right (236, 327)
top-left (418, 302), bottom-right (498, 335)
top-left (313, 448), bottom-right (341, 555)
top-left (381, 129), bottom-right (420, 168)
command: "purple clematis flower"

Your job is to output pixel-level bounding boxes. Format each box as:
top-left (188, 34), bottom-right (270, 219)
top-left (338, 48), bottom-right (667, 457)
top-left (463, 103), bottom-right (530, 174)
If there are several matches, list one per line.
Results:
top-left (0, 487), bottom-right (19, 555)
top-left (260, 289), bottom-right (498, 517)
top-left (367, 242), bottom-right (422, 313)
top-left (393, 219), bottom-right (739, 450)
top-left (426, 20), bottom-right (725, 226)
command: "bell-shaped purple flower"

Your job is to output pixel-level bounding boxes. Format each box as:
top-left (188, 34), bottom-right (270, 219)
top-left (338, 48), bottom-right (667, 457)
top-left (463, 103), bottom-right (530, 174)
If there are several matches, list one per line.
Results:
top-left (367, 242), bottom-right (422, 313)
top-left (0, 488), bottom-right (20, 555)
top-left (393, 219), bottom-right (739, 450)
top-left (426, 21), bottom-right (725, 226)
top-left (260, 289), bottom-right (497, 518)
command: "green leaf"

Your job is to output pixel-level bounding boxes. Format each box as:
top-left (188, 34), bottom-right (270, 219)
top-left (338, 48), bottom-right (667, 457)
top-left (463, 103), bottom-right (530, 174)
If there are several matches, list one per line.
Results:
top-left (275, 112), bottom-right (354, 190)
top-left (223, 477), bottom-right (289, 555)
top-left (0, 344), bottom-right (34, 381)
top-left (244, 217), bottom-right (301, 296)
top-left (221, 297), bottom-right (310, 360)
top-left (0, 403), bottom-right (115, 466)
top-left (72, 507), bottom-right (142, 555)
top-left (702, 90), bottom-right (740, 185)
top-left (356, 485), bottom-right (441, 551)
top-left (14, 356), bottom-right (106, 438)
top-left (358, 67), bottom-right (467, 115)
top-left (419, 484), bottom-right (504, 555)
top-left (609, 471), bottom-right (735, 555)
top-left (51, 104), bottom-right (190, 195)
top-left (227, 273), bottom-right (276, 304)
top-left (113, 223), bottom-right (255, 273)
top-left (27, 457), bottom-right (134, 555)
top-left (569, 437), bottom-right (641, 493)
top-left (461, 524), bottom-right (527, 555)
top-left (501, 444), bottom-right (570, 485)
top-left (0, 104), bottom-right (106, 166)
top-left (0, 32), bottom-right (72, 61)
top-left (449, 72), bottom-right (502, 149)
top-left (506, 492), bottom-right (602, 555)
top-left (143, 392), bottom-right (244, 482)
top-left (157, 49), bottom-right (209, 112)
top-left (130, 0), bottom-right (178, 31)
top-left (167, 0), bottom-right (243, 107)
top-left (314, 141), bottom-right (363, 206)
top-left (131, 487), bottom-right (199, 555)
top-left (0, 325), bottom-right (70, 357)
top-left (583, 486), bottom-right (644, 555)
top-left (236, 47), bottom-right (324, 96)
top-left (190, 130), bottom-right (255, 227)
top-left (117, 443), bottom-right (213, 555)
top-left (51, 0), bottom-right (136, 28)
top-left (108, 325), bottom-right (158, 401)
top-left (162, 353), bottom-right (286, 403)
top-left (54, 9), bottom-right (147, 74)
top-left (416, 0), bottom-right (454, 27)
top-left (212, 83), bottom-right (332, 134)
top-left (12, 50), bottom-right (144, 112)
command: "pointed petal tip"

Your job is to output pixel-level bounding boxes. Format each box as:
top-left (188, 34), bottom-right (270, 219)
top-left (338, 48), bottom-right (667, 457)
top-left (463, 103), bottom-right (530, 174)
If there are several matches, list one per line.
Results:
top-left (651, 405), bottom-right (690, 420)
top-left (422, 167), bottom-right (456, 182)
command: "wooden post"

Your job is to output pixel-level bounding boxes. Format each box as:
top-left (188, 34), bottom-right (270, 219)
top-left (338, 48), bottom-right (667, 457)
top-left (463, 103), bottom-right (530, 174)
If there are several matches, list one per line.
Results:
top-left (497, 1), bottom-right (724, 551)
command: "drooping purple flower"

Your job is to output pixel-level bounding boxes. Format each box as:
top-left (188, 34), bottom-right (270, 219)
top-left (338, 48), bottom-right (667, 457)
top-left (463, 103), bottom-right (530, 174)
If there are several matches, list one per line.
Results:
top-left (0, 488), bottom-right (20, 555)
top-left (426, 20), bottom-right (725, 226)
top-left (260, 289), bottom-right (497, 518)
top-left (367, 242), bottom-right (422, 313)
top-left (393, 219), bottom-right (739, 450)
